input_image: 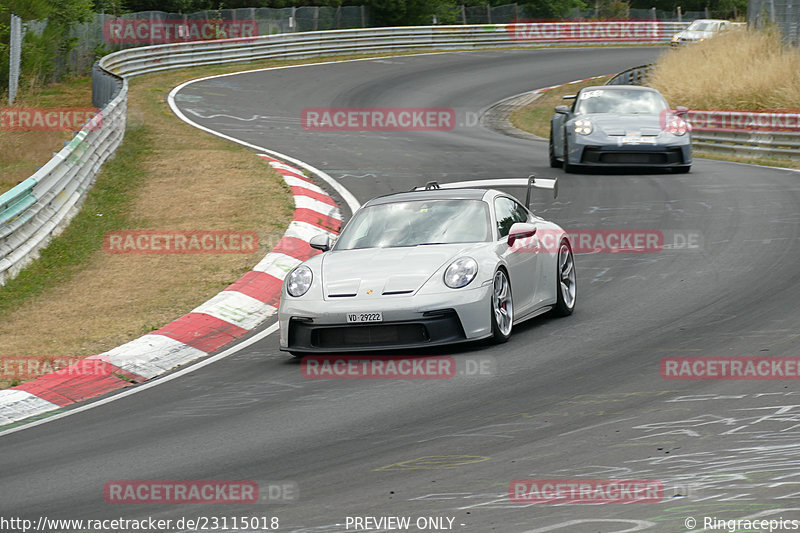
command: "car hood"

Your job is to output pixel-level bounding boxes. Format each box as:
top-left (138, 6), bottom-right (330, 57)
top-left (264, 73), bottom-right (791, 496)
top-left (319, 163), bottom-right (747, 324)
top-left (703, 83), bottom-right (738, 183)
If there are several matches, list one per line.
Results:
top-left (579, 113), bottom-right (664, 136)
top-left (321, 244), bottom-right (473, 299)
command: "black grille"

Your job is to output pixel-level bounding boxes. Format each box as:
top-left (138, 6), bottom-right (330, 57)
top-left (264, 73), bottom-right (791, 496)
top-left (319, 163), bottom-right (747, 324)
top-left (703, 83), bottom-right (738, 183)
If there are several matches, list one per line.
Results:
top-left (582, 147), bottom-right (684, 165)
top-left (313, 324), bottom-right (429, 348)
top-left (287, 309), bottom-right (466, 353)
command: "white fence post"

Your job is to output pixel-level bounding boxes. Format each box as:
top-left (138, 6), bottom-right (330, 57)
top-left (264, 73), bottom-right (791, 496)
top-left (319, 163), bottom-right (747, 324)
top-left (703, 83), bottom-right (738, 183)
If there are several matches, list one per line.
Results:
top-left (8, 14), bottom-right (22, 105)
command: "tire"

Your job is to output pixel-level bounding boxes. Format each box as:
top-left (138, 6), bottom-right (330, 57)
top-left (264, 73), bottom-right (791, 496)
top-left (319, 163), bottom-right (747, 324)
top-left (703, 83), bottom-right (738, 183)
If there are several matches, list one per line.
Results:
top-left (551, 239), bottom-right (576, 317)
top-left (549, 125), bottom-right (562, 168)
top-left (490, 268), bottom-right (514, 343)
top-left (673, 165), bottom-right (691, 174)
top-left (563, 136), bottom-right (576, 173)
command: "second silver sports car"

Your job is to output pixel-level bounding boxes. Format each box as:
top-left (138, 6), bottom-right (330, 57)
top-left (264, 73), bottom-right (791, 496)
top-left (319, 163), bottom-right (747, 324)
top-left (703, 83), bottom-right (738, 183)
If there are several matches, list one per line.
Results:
top-left (278, 179), bottom-right (576, 355)
top-left (550, 85), bottom-right (692, 173)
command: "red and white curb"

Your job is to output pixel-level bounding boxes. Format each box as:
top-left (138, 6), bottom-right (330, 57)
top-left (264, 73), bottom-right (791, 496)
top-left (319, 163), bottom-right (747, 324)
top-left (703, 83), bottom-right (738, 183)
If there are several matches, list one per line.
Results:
top-left (0, 155), bottom-right (341, 426)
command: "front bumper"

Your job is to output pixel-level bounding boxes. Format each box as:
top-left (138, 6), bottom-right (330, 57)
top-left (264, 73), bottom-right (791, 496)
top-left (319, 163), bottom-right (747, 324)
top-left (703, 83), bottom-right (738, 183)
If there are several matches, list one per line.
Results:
top-left (278, 283), bottom-right (493, 353)
top-left (569, 141), bottom-right (691, 168)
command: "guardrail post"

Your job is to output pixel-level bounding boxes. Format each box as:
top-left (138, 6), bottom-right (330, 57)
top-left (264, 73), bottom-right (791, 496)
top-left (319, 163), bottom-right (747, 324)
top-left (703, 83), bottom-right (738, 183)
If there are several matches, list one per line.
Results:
top-left (461, 5), bottom-right (467, 24)
top-left (677, 6), bottom-right (682, 21)
top-left (486, 4), bottom-right (492, 23)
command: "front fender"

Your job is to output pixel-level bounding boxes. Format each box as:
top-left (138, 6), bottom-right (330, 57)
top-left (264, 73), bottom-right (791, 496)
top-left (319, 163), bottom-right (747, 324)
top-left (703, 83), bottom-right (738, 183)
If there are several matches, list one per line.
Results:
top-left (551, 114), bottom-right (567, 157)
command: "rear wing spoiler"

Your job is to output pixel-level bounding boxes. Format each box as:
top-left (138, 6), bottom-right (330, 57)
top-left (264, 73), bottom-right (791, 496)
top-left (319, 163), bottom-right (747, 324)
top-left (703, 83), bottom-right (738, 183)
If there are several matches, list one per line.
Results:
top-left (413, 175), bottom-right (558, 207)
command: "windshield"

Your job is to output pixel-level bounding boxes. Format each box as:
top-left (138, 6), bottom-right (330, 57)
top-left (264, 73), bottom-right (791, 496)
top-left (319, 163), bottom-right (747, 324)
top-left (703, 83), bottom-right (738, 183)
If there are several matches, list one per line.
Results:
top-left (575, 89), bottom-right (669, 115)
top-left (334, 199), bottom-right (491, 250)
top-left (687, 21), bottom-right (720, 31)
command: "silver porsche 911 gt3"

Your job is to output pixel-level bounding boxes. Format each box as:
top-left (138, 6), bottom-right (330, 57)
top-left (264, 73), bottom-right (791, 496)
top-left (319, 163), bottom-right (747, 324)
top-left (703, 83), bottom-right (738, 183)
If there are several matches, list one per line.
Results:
top-left (278, 179), bottom-right (576, 355)
top-left (550, 85), bottom-right (692, 173)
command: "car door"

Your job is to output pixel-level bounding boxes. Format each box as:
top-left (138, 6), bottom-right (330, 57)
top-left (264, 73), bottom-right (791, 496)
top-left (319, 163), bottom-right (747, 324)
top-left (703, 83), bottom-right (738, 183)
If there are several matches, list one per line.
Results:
top-left (493, 195), bottom-right (539, 315)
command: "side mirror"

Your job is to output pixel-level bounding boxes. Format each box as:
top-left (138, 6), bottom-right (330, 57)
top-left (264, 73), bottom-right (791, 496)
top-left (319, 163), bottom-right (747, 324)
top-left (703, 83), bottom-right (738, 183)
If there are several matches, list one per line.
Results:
top-left (507, 222), bottom-right (537, 247)
top-left (555, 105), bottom-right (570, 115)
top-left (309, 234), bottom-right (331, 252)
top-left (562, 94), bottom-right (577, 100)
top-left (675, 106), bottom-right (689, 116)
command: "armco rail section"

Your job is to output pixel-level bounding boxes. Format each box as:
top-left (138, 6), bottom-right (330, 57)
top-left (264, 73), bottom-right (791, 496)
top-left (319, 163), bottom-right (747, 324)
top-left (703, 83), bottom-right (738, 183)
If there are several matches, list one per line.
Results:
top-left (607, 65), bottom-right (800, 161)
top-left (0, 22), bottom-right (688, 285)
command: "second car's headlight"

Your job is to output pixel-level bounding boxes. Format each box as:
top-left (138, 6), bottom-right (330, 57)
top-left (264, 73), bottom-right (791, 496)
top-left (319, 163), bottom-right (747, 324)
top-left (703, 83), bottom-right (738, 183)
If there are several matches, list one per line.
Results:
top-left (444, 257), bottom-right (478, 289)
top-left (574, 119), bottom-right (593, 135)
top-left (286, 265), bottom-right (313, 297)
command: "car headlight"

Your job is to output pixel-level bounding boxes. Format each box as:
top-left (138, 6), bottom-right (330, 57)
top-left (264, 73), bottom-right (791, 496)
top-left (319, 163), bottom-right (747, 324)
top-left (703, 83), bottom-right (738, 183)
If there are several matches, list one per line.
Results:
top-left (444, 257), bottom-right (478, 289)
top-left (574, 119), bottom-right (592, 135)
top-left (286, 265), bottom-right (313, 297)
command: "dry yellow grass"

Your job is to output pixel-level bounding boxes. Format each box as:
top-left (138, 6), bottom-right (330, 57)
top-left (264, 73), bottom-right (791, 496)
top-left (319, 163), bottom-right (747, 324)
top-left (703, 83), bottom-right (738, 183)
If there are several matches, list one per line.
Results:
top-left (0, 78), bottom-right (94, 194)
top-left (649, 28), bottom-right (800, 110)
top-left (0, 69), bottom-right (293, 375)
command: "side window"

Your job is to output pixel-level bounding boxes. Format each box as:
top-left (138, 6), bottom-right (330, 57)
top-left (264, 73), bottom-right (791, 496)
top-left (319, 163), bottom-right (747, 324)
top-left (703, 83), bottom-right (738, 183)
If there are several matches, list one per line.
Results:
top-left (494, 197), bottom-right (530, 238)
top-left (513, 201), bottom-right (532, 225)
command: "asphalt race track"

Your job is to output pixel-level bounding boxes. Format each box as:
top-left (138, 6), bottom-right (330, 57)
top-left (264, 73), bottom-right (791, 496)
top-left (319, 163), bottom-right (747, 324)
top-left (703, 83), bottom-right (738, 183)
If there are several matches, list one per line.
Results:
top-left (4, 47), bottom-right (800, 532)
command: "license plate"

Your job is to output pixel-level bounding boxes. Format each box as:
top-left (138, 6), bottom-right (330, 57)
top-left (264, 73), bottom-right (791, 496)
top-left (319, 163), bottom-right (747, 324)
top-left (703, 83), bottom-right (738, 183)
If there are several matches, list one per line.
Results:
top-left (347, 312), bottom-right (383, 323)
top-left (619, 136), bottom-right (657, 145)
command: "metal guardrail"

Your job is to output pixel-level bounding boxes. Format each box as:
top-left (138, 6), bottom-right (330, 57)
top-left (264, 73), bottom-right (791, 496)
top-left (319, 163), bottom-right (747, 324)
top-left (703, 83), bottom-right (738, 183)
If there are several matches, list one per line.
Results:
top-left (0, 22), bottom-right (689, 285)
top-left (100, 23), bottom-right (689, 78)
top-left (693, 130), bottom-right (800, 160)
top-left (0, 84), bottom-right (126, 285)
top-left (606, 64), bottom-right (651, 85)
